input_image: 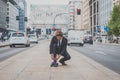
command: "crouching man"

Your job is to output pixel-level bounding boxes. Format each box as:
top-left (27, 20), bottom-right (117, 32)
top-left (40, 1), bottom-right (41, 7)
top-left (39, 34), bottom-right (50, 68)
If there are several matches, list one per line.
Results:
top-left (50, 30), bottom-right (71, 67)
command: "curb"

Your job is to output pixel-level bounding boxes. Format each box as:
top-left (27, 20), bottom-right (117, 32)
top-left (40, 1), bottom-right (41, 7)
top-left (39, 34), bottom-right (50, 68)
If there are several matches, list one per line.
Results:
top-left (0, 44), bottom-right (9, 48)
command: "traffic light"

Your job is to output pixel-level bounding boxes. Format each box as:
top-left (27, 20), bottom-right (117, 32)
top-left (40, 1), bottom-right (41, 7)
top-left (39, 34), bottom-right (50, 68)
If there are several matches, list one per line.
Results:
top-left (77, 9), bottom-right (81, 15)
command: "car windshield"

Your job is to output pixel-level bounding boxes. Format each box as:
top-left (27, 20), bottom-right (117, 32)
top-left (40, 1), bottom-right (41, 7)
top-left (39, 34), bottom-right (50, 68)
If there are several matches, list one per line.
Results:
top-left (12, 33), bottom-right (24, 37)
top-left (85, 36), bottom-right (92, 39)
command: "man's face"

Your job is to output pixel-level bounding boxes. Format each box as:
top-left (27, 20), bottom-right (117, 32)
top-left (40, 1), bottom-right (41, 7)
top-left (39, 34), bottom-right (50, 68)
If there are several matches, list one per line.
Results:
top-left (56, 36), bottom-right (62, 40)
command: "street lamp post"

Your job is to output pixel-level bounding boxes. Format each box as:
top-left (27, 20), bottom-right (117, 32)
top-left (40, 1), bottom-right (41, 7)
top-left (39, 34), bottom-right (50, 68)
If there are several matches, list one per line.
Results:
top-left (51, 13), bottom-right (69, 35)
top-left (53, 13), bottom-right (69, 27)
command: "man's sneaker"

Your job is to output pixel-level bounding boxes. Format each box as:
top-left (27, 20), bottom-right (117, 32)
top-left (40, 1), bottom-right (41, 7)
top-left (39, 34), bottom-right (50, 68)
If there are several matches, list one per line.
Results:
top-left (50, 62), bottom-right (55, 67)
top-left (59, 60), bottom-right (67, 66)
top-left (62, 63), bottom-right (67, 66)
top-left (54, 63), bottom-right (58, 67)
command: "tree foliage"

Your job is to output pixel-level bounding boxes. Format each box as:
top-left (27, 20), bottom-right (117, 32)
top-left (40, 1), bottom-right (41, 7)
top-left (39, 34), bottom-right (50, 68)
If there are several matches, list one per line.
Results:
top-left (108, 4), bottom-right (120, 36)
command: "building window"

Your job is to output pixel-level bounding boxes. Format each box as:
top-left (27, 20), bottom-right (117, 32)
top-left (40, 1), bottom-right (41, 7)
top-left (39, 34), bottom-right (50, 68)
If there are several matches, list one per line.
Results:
top-left (90, 6), bottom-right (92, 16)
top-left (90, 17), bottom-right (92, 26)
top-left (7, 12), bottom-right (9, 15)
top-left (94, 15), bottom-right (96, 25)
top-left (7, 8), bottom-right (9, 11)
top-left (94, 3), bottom-right (96, 14)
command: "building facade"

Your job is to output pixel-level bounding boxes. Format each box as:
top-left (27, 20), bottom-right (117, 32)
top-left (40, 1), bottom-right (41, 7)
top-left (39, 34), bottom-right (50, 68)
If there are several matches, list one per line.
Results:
top-left (0, 0), bottom-right (7, 32)
top-left (113, 0), bottom-right (120, 5)
top-left (74, 0), bottom-right (83, 29)
top-left (89, 0), bottom-right (98, 36)
top-left (18, 7), bottom-right (25, 31)
top-left (82, 0), bottom-right (90, 31)
top-left (6, 0), bottom-right (20, 31)
top-left (68, 1), bottom-right (75, 29)
top-left (6, 0), bottom-right (27, 32)
top-left (18, 0), bottom-right (27, 32)
top-left (68, 0), bottom-right (83, 30)
top-left (7, 1), bottom-right (19, 31)
top-left (0, 0), bottom-right (27, 39)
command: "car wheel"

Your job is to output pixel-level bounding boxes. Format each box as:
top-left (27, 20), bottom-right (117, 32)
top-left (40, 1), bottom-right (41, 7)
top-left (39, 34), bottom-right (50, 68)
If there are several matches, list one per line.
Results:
top-left (25, 45), bottom-right (28, 47)
top-left (26, 44), bottom-right (30, 47)
top-left (10, 45), bottom-right (13, 48)
top-left (36, 42), bottom-right (38, 44)
top-left (91, 42), bottom-right (93, 45)
top-left (28, 44), bottom-right (30, 47)
top-left (79, 43), bottom-right (82, 46)
top-left (12, 45), bottom-right (15, 47)
top-left (68, 43), bottom-right (70, 46)
top-left (79, 43), bottom-right (84, 47)
top-left (81, 44), bottom-right (84, 47)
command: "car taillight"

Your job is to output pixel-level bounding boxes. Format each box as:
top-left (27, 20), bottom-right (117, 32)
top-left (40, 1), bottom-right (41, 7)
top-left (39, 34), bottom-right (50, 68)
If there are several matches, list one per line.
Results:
top-left (91, 38), bottom-right (93, 40)
top-left (83, 38), bottom-right (85, 41)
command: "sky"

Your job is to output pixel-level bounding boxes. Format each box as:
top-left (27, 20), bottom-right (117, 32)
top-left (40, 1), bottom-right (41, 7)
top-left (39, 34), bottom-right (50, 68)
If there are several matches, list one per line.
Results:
top-left (27, 0), bottom-right (69, 17)
top-left (27, 0), bottom-right (83, 17)
top-left (28, 0), bottom-right (69, 5)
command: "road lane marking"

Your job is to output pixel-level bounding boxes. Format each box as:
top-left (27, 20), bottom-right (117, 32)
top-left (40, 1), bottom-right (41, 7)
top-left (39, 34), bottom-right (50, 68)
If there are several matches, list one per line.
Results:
top-left (95, 51), bottom-right (107, 55)
top-left (87, 45), bottom-right (116, 52)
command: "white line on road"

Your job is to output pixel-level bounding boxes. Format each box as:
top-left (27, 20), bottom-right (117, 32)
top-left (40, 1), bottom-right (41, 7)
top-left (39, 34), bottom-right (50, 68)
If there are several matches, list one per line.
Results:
top-left (95, 51), bottom-right (107, 55)
top-left (87, 45), bottom-right (116, 52)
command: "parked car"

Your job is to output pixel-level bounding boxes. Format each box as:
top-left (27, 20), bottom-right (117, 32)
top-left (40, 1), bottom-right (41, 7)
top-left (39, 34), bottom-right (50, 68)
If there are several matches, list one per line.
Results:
top-left (83, 35), bottom-right (93, 44)
top-left (9, 32), bottom-right (30, 48)
top-left (67, 30), bottom-right (84, 46)
top-left (28, 34), bottom-right (38, 44)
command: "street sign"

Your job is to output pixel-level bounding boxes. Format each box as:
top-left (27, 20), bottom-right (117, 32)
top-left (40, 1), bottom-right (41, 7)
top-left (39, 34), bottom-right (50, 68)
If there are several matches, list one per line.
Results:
top-left (95, 29), bottom-right (98, 33)
top-left (97, 26), bottom-right (101, 32)
top-left (97, 26), bottom-right (101, 29)
top-left (104, 26), bottom-right (109, 32)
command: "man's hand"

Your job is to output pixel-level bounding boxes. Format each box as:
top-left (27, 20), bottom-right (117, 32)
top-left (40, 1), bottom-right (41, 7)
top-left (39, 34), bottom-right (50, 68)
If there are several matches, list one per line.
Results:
top-left (56, 54), bottom-right (62, 61)
top-left (51, 54), bottom-right (62, 61)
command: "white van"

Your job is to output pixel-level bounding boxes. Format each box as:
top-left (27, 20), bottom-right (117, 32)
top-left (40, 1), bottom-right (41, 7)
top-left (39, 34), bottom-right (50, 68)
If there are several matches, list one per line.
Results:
top-left (67, 30), bottom-right (84, 46)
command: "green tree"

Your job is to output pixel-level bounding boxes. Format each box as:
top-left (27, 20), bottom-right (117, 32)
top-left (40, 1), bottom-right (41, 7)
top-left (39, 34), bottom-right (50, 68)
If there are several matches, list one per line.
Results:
top-left (108, 4), bottom-right (120, 36)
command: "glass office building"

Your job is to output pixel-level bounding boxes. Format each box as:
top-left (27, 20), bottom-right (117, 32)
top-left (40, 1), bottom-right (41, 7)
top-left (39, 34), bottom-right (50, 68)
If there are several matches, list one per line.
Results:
top-left (18, 0), bottom-right (27, 32)
top-left (19, 7), bottom-right (25, 32)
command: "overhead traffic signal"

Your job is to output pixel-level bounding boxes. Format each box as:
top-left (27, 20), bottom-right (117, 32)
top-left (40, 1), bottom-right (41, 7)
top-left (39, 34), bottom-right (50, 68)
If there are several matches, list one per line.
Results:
top-left (77, 9), bottom-right (81, 15)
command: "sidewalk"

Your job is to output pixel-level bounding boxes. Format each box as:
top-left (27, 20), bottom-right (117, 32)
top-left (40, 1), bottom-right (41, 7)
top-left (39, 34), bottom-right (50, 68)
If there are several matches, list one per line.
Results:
top-left (0, 41), bottom-right (9, 47)
top-left (0, 40), bottom-right (120, 80)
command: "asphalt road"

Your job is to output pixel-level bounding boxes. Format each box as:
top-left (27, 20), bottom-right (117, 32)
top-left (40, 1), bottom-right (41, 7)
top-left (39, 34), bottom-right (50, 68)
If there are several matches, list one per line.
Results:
top-left (0, 44), bottom-right (36, 62)
top-left (0, 40), bottom-right (46, 62)
top-left (70, 43), bottom-right (120, 74)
